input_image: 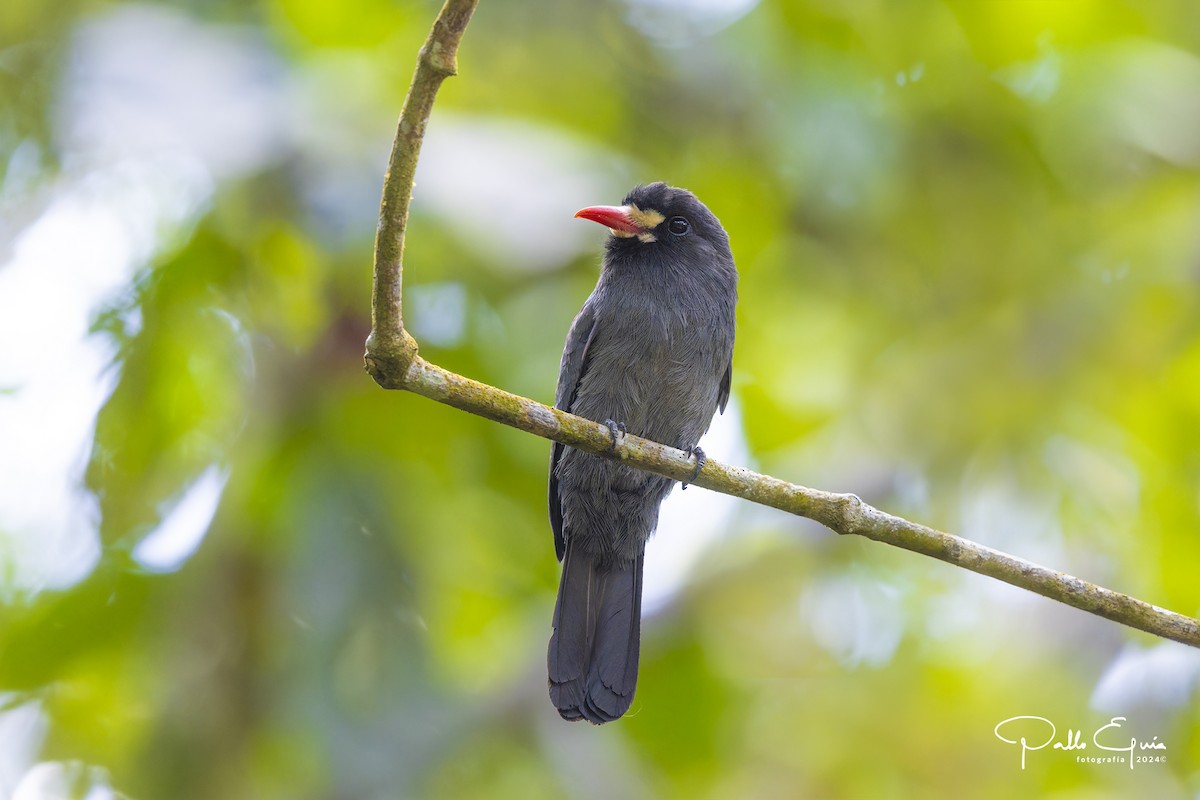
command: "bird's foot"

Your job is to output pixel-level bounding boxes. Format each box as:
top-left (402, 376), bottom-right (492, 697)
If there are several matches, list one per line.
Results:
top-left (604, 419), bottom-right (627, 451)
top-left (682, 445), bottom-right (706, 489)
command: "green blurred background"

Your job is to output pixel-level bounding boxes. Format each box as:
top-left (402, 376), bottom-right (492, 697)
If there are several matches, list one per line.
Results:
top-left (2, 0), bottom-right (1199, 797)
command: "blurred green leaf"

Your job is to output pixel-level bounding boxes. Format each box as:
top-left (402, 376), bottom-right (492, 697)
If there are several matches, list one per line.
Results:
top-left (2, 1), bottom-right (1198, 798)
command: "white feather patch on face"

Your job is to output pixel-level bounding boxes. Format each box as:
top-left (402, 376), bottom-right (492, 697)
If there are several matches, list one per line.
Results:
top-left (610, 226), bottom-right (657, 243)
top-left (613, 204), bottom-right (662, 243)
top-left (628, 205), bottom-right (665, 230)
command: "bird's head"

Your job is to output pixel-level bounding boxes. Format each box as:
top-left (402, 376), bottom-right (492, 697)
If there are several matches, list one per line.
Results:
top-left (574, 182), bottom-right (733, 273)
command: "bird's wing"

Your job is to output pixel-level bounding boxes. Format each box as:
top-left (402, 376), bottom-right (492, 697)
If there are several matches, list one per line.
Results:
top-left (549, 300), bottom-right (599, 561)
top-left (718, 359), bottom-right (732, 414)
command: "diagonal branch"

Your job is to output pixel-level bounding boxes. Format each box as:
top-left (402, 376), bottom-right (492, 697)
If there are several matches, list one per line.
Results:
top-left (363, 0), bottom-right (1200, 649)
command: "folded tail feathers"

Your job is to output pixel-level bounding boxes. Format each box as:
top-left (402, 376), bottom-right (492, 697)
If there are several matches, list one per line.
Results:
top-left (548, 543), bottom-right (644, 724)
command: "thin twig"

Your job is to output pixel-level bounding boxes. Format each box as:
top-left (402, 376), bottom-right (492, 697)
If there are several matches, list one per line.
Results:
top-left (364, 0), bottom-right (1200, 649)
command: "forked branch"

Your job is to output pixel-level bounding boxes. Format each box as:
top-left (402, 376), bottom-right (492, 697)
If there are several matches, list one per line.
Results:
top-left (363, 0), bottom-right (1200, 649)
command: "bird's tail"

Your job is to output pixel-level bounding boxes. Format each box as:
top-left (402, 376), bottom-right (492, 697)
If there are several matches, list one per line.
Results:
top-left (547, 541), bottom-right (643, 724)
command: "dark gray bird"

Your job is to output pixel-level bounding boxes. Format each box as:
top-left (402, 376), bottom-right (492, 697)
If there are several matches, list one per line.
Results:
top-left (548, 182), bottom-right (737, 723)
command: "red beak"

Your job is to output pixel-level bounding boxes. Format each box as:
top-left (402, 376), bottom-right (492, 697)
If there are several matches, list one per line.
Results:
top-left (574, 205), bottom-right (643, 235)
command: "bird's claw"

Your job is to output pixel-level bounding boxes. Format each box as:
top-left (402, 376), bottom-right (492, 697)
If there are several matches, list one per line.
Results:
top-left (682, 445), bottom-right (706, 489)
top-left (604, 419), bottom-right (627, 451)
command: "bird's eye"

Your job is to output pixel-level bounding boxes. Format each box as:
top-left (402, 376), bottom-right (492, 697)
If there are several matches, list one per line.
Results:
top-left (667, 216), bottom-right (690, 236)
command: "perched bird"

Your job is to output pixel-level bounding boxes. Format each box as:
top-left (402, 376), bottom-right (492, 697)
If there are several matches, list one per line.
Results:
top-left (547, 182), bottom-right (737, 723)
